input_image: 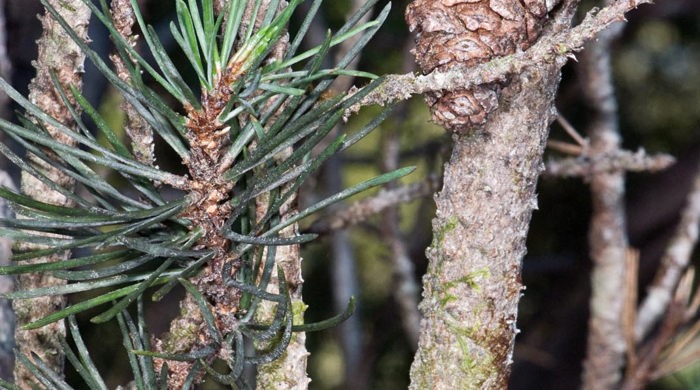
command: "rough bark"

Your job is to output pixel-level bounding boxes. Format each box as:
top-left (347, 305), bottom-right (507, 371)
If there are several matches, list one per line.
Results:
top-left (12, 1), bottom-right (90, 387)
top-left (408, 64), bottom-right (561, 389)
top-left (406, 0), bottom-right (564, 388)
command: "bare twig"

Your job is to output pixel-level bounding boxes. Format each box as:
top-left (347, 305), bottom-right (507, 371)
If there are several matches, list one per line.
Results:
top-left (635, 151), bottom-right (700, 341)
top-left (579, 2), bottom-right (628, 388)
top-left (546, 140), bottom-right (585, 156)
top-left (623, 249), bottom-right (640, 380)
top-left (546, 114), bottom-right (589, 155)
top-left (557, 114), bottom-right (589, 149)
top-left (308, 176), bottom-right (440, 235)
top-left (545, 148), bottom-right (675, 177)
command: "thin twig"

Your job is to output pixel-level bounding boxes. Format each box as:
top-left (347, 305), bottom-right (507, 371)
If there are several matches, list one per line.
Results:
top-left (547, 140), bottom-right (585, 156)
top-left (307, 176), bottom-right (440, 235)
top-left (545, 148), bottom-right (675, 177)
top-left (557, 114), bottom-right (589, 148)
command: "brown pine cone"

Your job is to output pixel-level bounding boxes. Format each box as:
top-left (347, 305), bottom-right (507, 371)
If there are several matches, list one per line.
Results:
top-left (406, 0), bottom-right (551, 132)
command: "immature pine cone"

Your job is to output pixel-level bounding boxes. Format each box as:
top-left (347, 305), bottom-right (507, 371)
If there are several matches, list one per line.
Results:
top-left (406, 0), bottom-right (551, 132)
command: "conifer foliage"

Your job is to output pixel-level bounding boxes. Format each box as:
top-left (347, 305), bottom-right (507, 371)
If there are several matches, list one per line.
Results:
top-left (0, 0), bottom-right (405, 387)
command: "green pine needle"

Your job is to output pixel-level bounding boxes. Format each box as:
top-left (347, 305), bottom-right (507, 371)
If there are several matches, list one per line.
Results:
top-left (0, 0), bottom-right (405, 386)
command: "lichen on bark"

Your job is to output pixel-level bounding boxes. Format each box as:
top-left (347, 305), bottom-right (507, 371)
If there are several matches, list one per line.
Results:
top-left (409, 63), bottom-right (562, 389)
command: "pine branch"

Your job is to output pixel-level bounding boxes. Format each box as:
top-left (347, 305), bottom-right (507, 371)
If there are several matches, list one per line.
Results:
top-left (405, 0), bottom-right (568, 386)
top-left (12, 1), bottom-right (91, 387)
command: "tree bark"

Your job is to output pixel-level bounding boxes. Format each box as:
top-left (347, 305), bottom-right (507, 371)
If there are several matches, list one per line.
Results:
top-left (409, 63), bottom-right (561, 390)
top-left (405, 0), bottom-right (565, 388)
top-left (12, 1), bottom-right (90, 387)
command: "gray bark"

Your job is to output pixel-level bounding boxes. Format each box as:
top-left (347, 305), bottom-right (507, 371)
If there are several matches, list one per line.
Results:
top-left (408, 63), bottom-right (562, 389)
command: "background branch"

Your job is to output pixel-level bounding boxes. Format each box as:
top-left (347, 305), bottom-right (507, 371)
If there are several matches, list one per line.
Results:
top-left (635, 154), bottom-right (700, 340)
top-left (579, 3), bottom-right (627, 388)
top-left (545, 148), bottom-right (675, 177)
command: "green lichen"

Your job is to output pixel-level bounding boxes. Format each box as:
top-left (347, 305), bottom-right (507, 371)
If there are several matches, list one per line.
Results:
top-left (291, 299), bottom-right (308, 325)
top-left (256, 300), bottom-right (309, 389)
top-left (435, 216), bottom-right (459, 246)
top-left (439, 292), bottom-right (458, 306)
top-left (444, 267), bottom-right (491, 291)
top-left (437, 267), bottom-right (491, 308)
top-left (163, 322), bottom-right (199, 353)
top-left (444, 315), bottom-right (495, 389)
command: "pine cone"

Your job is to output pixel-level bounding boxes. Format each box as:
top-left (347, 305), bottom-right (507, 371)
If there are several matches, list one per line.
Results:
top-left (406, 0), bottom-right (550, 132)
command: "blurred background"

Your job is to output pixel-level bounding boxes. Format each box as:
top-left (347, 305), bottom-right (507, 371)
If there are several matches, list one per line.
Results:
top-left (1, 0), bottom-right (699, 388)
